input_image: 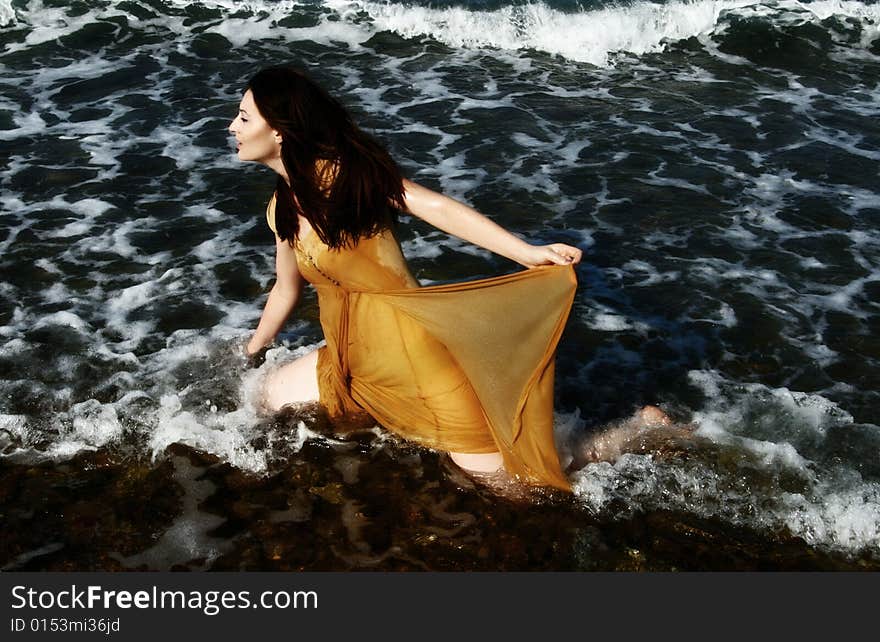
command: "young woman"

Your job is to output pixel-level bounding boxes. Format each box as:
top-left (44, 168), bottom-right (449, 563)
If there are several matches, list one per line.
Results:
top-left (228, 66), bottom-right (661, 492)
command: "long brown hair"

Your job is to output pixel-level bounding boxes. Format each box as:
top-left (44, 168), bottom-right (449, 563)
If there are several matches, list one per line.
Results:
top-left (247, 66), bottom-right (406, 249)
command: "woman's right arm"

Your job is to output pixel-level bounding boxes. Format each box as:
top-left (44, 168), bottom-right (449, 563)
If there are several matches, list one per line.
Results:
top-left (246, 235), bottom-right (305, 356)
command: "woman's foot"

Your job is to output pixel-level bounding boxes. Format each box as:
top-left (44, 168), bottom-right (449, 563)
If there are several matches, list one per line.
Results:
top-left (575, 405), bottom-right (675, 466)
top-left (635, 405), bottom-right (672, 427)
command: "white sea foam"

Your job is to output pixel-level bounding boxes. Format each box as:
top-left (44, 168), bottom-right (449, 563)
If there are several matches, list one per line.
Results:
top-left (332, 0), bottom-right (721, 65)
top-left (108, 280), bottom-right (156, 315)
top-left (69, 198), bottom-right (114, 217)
top-left (716, 302), bottom-right (737, 327)
top-left (198, 5), bottom-right (371, 48)
top-left (783, 479), bottom-right (880, 551)
top-left (110, 454), bottom-right (232, 570)
top-left (0, 415), bottom-right (28, 440)
top-left (0, 0), bottom-right (15, 26)
top-left (325, 0), bottom-right (880, 66)
top-left (34, 311), bottom-right (89, 331)
top-left (149, 393), bottom-right (269, 472)
top-left (82, 221), bottom-right (139, 258)
top-left (33, 281), bottom-right (65, 304)
top-left (36, 399), bottom-right (125, 459)
top-left (689, 369), bottom-right (854, 445)
top-left (3, 0), bottom-right (879, 66)
top-left (572, 449), bottom-right (880, 553)
top-left (1, 0), bottom-right (878, 566)
top-left (573, 369), bottom-right (880, 553)
top-left (779, 0), bottom-right (880, 22)
top-left (400, 229), bottom-right (445, 261)
top-left (137, 340), bottom-right (335, 472)
top-left (427, 152), bottom-right (489, 200)
top-left (67, 399), bottom-right (124, 447)
top-left (620, 259), bottom-right (682, 287)
top-left (574, 371), bottom-right (880, 552)
top-left (18, 0), bottom-right (106, 47)
top-left (0, 112), bottom-right (46, 141)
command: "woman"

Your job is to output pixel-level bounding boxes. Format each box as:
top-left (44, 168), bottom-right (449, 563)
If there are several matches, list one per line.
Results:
top-left (228, 66), bottom-right (607, 491)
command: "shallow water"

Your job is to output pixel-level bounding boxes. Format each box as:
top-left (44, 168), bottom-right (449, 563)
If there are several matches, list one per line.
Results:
top-left (1, 0), bottom-right (879, 569)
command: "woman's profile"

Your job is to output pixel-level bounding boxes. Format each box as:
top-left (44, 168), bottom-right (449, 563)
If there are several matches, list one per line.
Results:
top-left (227, 66), bottom-right (669, 492)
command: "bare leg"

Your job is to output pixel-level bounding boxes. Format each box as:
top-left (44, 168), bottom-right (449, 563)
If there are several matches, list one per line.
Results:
top-left (448, 406), bottom-right (675, 482)
top-left (446, 451), bottom-right (533, 499)
top-left (577, 405), bottom-right (690, 466)
top-left (262, 353), bottom-right (506, 475)
top-left (636, 405), bottom-right (672, 427)
top-left (262, 349), bottom-right (320, 412)
top-left (449, 451), bottom-right (504, 473)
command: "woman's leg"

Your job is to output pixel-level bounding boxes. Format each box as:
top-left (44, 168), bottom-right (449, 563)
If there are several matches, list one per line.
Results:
top-left (449, 451), bottom-right (504, 473)
top-left (578, 405), bottom-right (691, 466)
top-left (636, 405), bottom-right (672, 427)
top-left (453, 407), bottom-right (674, 474)
top-left (262, 348), bottom-right (320, 412)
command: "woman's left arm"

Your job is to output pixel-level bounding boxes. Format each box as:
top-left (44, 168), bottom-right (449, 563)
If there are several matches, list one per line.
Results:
top-left (401, 179), bottom-right (582, 268)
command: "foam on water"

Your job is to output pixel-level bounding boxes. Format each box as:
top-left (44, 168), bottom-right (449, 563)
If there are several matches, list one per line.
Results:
top-left (1, 0), bottom-right (879, 561)
top-left (1, 322), bottom-right (343, 474)
top-left (109, 454), bottom-right (232, 570)
top-left (328, 0), bottom-right (724, 66)
top-left (0, 0), bottom-right (15, 26)
top-left (335, 0), bottom-right (880, 65)
top-left (149, 391), bottom-right (270, 472)
top-left (2, 0), bottom-right (876, 65)
top-left (573, 369), bottom-right (880, 554)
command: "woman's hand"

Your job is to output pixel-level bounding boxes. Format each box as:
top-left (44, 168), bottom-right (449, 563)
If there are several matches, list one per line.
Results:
top-left (246, 235), bottom-right (305, 363)
top-left (245, 342), bottom-right (269, 368)
top-left (516, 243), bottom-right (583, 268)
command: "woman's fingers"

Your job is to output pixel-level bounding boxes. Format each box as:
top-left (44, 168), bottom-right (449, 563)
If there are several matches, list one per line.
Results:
top-left (550, 244), bottom-right (582, 265)
top-left (522, 243), bottom-right (582, 267)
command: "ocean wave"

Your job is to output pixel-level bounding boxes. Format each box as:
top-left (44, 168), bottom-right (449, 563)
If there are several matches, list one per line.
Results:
top-left (3, 0), bottom-right (879, 65)
top-left (0, 0), bottom-right (16, 26)
top-left (339, 0), bottom-right (880, 65)
top-left (572, 369), bottom-right (880, 556)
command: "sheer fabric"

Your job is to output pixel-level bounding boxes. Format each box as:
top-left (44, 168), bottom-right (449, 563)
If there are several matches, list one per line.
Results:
top-left (266, 195), bottom-right (577, 491)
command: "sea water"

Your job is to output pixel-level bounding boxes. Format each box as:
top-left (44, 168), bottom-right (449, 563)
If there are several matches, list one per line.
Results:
top-left (1, 0), bottom-right (879, 570)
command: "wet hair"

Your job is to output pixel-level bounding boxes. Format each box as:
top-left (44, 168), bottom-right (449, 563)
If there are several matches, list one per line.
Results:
top-left (246, 66), bottom-right (406, 249)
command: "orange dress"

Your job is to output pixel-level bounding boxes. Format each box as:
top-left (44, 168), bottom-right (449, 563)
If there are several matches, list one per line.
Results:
top-left (266, 196), bottom-right (577, 491)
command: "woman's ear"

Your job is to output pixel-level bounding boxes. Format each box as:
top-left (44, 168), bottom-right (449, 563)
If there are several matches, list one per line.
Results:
top-left (273, 130), bottom-right (283, 144)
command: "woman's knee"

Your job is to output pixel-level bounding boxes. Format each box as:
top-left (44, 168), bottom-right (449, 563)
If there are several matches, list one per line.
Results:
top-left (449, 451), bottom-right (504, 473)
top-left (263, 349), bottom-right (321, 412)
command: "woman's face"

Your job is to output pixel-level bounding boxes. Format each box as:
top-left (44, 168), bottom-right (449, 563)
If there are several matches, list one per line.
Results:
top-left (228, 89), bottom-right (280, 165)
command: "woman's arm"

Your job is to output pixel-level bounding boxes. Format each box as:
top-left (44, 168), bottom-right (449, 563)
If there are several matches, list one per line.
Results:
top-left (246, 235), bottom-right (306, 356)
top-left (401, 178), bottom-right (582, 268)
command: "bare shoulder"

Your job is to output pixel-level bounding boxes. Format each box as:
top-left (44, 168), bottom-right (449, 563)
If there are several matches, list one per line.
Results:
top-left (265, 191), bottom-right (279, 234)
top-left (274, 232), bottom-right (303, 284)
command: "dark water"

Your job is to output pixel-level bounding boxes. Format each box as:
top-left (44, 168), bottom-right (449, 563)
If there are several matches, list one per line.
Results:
top-left (1, 0), bottom-right (879, 570)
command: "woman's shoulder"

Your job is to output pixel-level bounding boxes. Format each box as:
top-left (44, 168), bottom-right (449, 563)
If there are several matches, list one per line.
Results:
top-left (265, 191), bottom-right (277, 235)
